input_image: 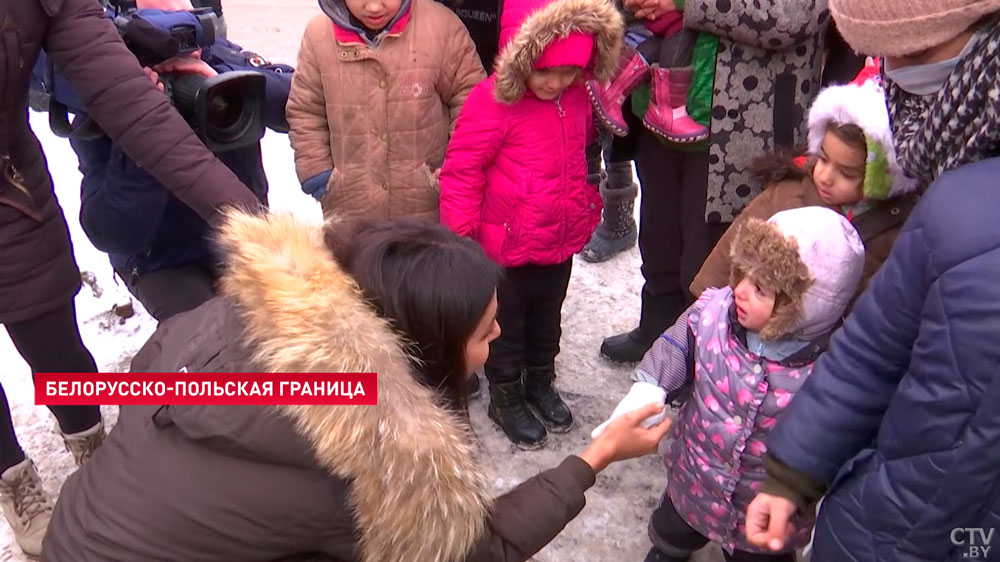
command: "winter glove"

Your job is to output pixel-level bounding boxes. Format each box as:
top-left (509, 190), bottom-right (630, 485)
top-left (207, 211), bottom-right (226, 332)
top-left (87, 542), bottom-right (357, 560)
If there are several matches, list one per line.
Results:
top-left (301, 169), bottom-right (333, 200)
top-left (591, 381), bottom-right (667, 439)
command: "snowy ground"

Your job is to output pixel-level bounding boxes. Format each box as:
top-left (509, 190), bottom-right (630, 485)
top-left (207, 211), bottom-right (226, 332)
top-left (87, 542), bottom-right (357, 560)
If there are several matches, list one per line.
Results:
top-left (0, 2), bottom-right (732, 560)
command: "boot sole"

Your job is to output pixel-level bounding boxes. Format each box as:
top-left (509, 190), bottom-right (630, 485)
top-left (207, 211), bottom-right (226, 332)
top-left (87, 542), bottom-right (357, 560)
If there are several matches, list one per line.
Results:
top-left (488, 410), bottom-right (548, 450)
top-left (600, 351), bottom-right (642, 365)
top-left (580, 230), bottom-right (638, 263)
top-left (586, 85), bottom-right (629, 137)
top-left (642, 119), bottom-right (709, 144)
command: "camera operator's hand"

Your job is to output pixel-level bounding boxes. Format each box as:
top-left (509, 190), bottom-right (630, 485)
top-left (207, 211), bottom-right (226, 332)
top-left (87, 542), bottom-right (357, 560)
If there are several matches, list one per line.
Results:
top-left (154, 56), bottom-right (218, 78)
top-left (144, 67), bottom-right (165, 92)
top-left (137, 0), bottom-right (195, 9)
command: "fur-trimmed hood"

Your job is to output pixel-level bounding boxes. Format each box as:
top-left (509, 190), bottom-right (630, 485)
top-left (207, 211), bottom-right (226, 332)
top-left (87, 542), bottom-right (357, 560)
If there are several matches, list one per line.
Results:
top-left (807, 75), bottom-right (920, 200)
top-left (214, 211), bottom-right (492, 562)
top-left (493, 0), bottom-right (623, 103)
top-left (729, 207), bottom-right (865, 341)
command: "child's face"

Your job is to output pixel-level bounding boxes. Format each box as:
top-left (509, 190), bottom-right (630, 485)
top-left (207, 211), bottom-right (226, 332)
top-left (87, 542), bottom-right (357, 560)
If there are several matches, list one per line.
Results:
top-left (733, 277), bottom-right (776, 333)
top-left (464, 291), bottom-right (501, 376)
top-left (813, 130), bottom-right (866, 206)
top-left (344, 0), bottom-right (402, 30)
top-left (527, 66), bottom-right (581, 101)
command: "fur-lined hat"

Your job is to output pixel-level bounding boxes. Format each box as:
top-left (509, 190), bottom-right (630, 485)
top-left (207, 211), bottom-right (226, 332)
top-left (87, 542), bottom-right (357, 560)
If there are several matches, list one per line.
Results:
top-left (807, 60), bottom-right (920, 200)
top-left (729, 207), bottom-right (865, 341)
top-left (493, 0), bottom-right (624, 103)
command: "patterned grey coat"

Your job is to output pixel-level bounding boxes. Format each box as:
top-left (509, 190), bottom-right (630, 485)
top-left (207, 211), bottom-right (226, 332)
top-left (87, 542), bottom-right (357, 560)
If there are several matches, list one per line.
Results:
top-left (683, 0), bottom-right (830, 222)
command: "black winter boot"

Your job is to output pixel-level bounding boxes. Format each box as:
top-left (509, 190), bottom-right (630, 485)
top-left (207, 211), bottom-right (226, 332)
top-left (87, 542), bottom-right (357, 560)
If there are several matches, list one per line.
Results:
top-left (523, 366), bottom-right (574, 433)
top-left (488, 380), bottom-right (547, 449)
top-left (580, 162), bottom-right (638, 263)
top-left (600, 328), bottom-right (657, 364)
top-left (601, 290), bottom-right (684, 364)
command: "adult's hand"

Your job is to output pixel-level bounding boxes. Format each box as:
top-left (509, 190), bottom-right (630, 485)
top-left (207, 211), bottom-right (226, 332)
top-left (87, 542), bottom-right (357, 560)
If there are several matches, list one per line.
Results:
top-left (579, 402), bottom-right (672, 473)
top-left (143, 67), bottom-right (165, 92)
top-left (136, 0), bottom-right (195, 9)
top-left (745, 493), bottom-right (798, 551)
top-left (634, 0), bottom-right (676, 21)
top-left (154, 55), bottom-right (218, 78)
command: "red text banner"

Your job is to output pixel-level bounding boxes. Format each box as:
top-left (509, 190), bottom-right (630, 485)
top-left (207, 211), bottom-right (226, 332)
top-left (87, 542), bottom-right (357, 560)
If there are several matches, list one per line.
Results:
top-left (35, 373), bottom-right (377, 406)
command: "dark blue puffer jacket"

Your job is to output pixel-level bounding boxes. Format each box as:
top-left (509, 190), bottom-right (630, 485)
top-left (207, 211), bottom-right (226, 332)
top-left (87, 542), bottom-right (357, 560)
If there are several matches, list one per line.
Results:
top-left (73, 39), bottom-right (292, 280)
top-left (766, 157), bottom-right (1000, 562)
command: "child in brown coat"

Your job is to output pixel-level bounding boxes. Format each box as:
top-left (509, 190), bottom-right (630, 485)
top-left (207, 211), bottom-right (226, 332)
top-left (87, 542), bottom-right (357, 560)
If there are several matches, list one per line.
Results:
top-left (286, 0), bottom-right (486, 222)
top-left (691, 63), bottom-right (921, 299)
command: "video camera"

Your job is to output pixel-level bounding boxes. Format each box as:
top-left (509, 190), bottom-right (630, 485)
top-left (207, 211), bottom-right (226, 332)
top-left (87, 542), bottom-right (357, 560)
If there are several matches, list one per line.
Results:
top-left (36, 0), bottom-right (266, 152)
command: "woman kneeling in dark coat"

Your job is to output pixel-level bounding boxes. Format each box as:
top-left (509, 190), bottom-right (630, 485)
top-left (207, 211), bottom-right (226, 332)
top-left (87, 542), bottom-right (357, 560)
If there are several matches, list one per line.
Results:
top-left (43, 212), bottom-right (670, 562)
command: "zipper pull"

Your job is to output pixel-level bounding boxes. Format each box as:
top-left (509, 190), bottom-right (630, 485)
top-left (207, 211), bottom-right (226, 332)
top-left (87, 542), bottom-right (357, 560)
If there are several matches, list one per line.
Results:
top-left (555, 95), bottom-right (565, 117)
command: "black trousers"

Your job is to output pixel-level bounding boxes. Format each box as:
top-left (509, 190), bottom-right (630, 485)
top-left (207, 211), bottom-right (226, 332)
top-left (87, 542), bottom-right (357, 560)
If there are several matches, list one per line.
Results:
top-left (637, 28), bottom-right (699, 68)
top-left (0, 300), bottom-right (101, 472)
top-left (648, 494), bottom-right (796, 562)
top-left (117, 264), bottom-right (218, 322)
top-left (634, 131), bottom-right (727, 337)
top-left (484, 259), bottom-right (573, 384)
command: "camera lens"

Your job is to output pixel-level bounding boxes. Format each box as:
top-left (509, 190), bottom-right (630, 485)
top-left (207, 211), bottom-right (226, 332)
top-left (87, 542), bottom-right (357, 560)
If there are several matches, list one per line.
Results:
top-left (206, 90), bottom-right (243, 131)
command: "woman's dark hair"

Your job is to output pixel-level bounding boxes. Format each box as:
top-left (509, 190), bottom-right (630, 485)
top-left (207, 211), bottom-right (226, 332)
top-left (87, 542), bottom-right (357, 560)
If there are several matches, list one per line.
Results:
top-left (324, 218), bottom-right (502, 412)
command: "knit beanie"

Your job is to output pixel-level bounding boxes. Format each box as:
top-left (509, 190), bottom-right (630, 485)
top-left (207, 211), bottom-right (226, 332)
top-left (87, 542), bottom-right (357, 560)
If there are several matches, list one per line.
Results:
top-left (830, 0), bottom-right (1000, 56)
top-left (729, 207), bottom-right (865, 341)
top-left (534, 32), bottom-right (596, 70)
top-left (806, 60), bottom-right (919, 200)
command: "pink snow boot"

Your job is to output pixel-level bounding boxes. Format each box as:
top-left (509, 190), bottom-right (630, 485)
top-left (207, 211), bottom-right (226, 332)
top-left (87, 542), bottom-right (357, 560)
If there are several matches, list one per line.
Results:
top-left (642, 66), bottom-right (709, 144)
top-left (586, 49), bottom-right (650, 136)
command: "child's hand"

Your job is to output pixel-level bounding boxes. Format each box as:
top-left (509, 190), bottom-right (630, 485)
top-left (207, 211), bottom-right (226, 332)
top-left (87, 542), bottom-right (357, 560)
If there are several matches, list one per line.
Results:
top-left (745, 493), bottom-right (798, 551)
top-left (592, 381), bottom-right (667, 439)
top-left (634, 0), bottom-right (676, 21)
top-left (580, 402), bottom-right (672, 472)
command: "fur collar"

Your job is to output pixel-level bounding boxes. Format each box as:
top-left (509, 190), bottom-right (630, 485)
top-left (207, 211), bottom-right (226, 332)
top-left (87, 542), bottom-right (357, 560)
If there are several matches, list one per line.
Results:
top-left (729, 217), bottom-right (812, 340)
top-left (493, 0), bottom-right (623, 104)
top-left (215, 211), bottom-right (492, 562)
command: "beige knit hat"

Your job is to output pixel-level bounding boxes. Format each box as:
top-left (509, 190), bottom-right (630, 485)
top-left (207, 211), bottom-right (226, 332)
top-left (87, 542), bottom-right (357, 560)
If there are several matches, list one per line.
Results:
top-left (830, 0), bottom-right (1000, 56)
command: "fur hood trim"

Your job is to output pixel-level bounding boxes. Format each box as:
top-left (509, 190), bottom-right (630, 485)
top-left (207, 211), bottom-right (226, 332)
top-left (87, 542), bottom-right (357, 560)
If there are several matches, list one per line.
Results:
top-left (729, 218), bottom-right (813, 341)
top-left (730, 207), bottom-right (865, 341)
top-left (493, 0), bottom-right (624, 104)
top-left (215, 211), bottom-right (492, 562)
top-left (807, 80), bottom-right (920, 200)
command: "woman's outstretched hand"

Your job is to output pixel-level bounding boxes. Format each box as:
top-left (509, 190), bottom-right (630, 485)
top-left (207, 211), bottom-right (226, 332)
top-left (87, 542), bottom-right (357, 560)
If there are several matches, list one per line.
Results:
top-left (579, 402), bottom-right (672, 473)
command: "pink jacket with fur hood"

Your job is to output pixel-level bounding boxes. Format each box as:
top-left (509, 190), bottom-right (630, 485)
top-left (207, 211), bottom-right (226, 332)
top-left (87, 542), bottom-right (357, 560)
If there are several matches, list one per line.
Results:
top-left (439, 0), bottom-right (623, 267)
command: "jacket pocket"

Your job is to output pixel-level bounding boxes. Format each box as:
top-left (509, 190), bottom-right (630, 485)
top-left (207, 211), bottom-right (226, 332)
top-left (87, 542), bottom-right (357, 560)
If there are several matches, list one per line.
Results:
top-left (0, 154), bottom-right (42, 222)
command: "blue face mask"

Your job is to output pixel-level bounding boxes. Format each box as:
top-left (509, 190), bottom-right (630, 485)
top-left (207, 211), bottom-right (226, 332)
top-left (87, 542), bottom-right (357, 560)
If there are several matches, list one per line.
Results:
top-left (884, 30), bottom-right (985, 96)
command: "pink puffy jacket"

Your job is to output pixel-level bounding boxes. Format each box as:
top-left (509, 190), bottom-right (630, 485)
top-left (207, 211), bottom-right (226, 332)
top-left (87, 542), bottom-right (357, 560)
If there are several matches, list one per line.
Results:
top-left (439, 0), bottom-right (623, 267)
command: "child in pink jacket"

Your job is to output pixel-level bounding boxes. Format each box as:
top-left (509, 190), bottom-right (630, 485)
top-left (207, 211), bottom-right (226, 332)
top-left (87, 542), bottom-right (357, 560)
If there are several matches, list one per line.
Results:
top-left (440, 0), bottom-right (624, 449)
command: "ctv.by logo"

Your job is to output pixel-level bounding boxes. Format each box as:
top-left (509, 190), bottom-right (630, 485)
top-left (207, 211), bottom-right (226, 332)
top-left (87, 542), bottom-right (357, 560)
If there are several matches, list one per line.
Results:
top-left (951, 528), bottom-right (994, 559)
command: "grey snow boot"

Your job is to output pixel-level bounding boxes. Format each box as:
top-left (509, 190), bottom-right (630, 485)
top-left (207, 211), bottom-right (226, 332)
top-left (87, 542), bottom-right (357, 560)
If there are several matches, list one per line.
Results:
top-left (581, 174), bottom-right (638, 263)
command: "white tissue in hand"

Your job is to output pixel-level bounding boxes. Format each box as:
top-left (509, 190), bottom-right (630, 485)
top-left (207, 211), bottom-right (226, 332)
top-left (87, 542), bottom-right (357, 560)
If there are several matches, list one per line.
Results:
top-left (591, 382), bottom-right (667, 439)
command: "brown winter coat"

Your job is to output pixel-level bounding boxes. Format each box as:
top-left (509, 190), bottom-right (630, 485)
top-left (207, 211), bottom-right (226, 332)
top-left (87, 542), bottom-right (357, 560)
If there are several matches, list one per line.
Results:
top-left (0, 0), bottom-right (260, 325)
top-left (690, 174), bottom-right (919, 299)
top-left (45, 211), bottom-right (596, 562)
top-left (286, 0), bottom-right (486, 223)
